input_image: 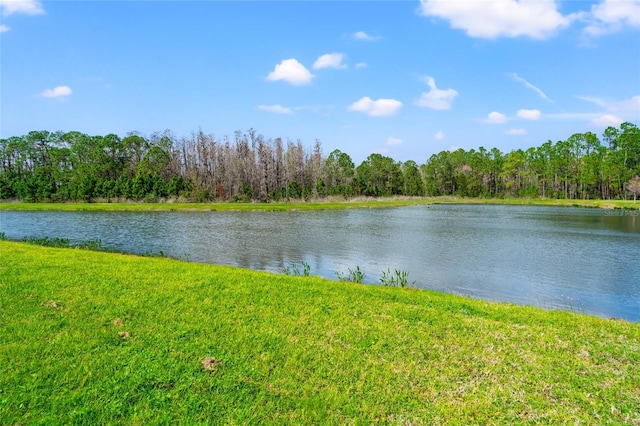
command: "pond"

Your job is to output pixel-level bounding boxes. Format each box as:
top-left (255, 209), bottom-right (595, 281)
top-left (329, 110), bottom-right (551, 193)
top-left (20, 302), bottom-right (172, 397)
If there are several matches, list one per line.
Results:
top-left (2, 204), bottom-right (639, 321)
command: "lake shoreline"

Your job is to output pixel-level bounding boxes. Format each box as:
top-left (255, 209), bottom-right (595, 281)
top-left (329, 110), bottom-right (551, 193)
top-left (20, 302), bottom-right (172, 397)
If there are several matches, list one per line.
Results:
top-left (1, 196), bottom-right (639, 212)
top-left (3, 202), bottom-right (638, 320)
top-left (1, 240), bottom-right (638, 423)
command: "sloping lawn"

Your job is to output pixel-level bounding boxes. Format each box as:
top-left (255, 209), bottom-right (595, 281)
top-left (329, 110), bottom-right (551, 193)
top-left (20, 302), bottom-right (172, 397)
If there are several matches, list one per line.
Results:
top-left (1, 241), bottom-right (638, 424)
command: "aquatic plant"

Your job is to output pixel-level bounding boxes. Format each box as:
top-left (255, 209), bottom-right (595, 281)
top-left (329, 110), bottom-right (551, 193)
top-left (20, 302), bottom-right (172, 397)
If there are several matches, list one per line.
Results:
top-left (335, 266), bottom-right (365, 283)
top-left (379, 268), bottom-right (415, 288)
top-left (283, 261), bottom-right (311, 277)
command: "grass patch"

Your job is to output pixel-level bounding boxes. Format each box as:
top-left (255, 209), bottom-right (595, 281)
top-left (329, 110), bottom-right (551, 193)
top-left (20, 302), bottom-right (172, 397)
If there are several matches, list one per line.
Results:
top-left (1, 241), bottom-right (639, 424)
top-left (0, 198), bottom-right (432, 212)
top-left (438, 197), bottom-right (640, 210)
top-left (1, 196), bottom-right (639, 212)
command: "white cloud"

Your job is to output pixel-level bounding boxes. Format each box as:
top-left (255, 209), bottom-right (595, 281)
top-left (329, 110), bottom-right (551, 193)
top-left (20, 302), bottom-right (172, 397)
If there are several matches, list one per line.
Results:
top-left (544, 112), bottom-right (599, 121)
top-left (576, 96), bottom-right (608, 109)
top-left (313, 53), bottom-right (347, 70)
top-left (612, 95), bottom-right (640, 112)
top-left (0, 24), bottom-right (9, 32)
top-left (0, 0), bottom-right (45, 16)
top-left (584, 0), bottom-right (640, 36)
top-left (511, 73), bottom-right (554, 103)
top-left (41, 85), bottom-right (72, 98)
top-left (528, 95), bottom-right (640, 125)
top-left (484, 111), bottom-right (508, 124)
top-left (387, 137), bottom-right (402, 146)
top-left (578, 95), bottom-right (640, 113)
top-left (415, 76), bottom-right (458, 110)
top-left (435, 131), bottom-right (445, 140)
top-left (517, 109), bottom-right (542, 120)
top-left (419, 0), bottom-right (573, 39)
top-left (592, 114), bottom-right (624, 127)
top-left (355, 62), bottom-right (368, 69)
top-left (352, 31), bottom-right (380, 41)
top-left (543, 112), bottom-right (626, 126)
top-left (266, 59), bottom-right (313, 86)
top-left (348, 96), bottom-right (403, 117)
top-left (505, 128), bottom-right (527, 135)
top-left (258, 104), bottom-right (294, 115)
top-left (449, 145), bottom-right (461, 152)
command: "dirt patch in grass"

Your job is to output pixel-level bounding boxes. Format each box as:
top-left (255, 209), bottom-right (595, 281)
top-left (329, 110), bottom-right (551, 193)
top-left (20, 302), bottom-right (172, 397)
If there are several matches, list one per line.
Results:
top-left (41, 300), bottom-right (59, 309)
top-left (202, 357), bottom-right (222, 371)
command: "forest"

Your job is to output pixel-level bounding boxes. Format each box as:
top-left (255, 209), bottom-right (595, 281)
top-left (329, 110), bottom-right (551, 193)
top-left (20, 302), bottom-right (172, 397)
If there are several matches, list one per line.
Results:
top-left (1, 122), bottom-right (639, 203)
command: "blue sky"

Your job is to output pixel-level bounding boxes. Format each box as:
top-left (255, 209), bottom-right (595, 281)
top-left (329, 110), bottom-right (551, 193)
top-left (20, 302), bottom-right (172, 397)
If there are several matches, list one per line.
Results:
top-left (1, 0), bottom-right (639, 163)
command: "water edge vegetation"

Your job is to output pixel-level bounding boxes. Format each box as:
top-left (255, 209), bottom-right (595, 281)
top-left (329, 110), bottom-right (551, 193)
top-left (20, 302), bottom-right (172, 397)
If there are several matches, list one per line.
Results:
top-left (1, 196), bottom-right (639, 212)
top-left (1, 240), bottom-right (638, 424)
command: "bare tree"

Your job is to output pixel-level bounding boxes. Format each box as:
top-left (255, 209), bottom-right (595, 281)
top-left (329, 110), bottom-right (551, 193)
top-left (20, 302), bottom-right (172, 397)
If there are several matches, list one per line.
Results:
top-left (628, 175), bottom-right (640, 203)
top-left (256, 135), bottom-right (272, 200)
top-left (273, 137), bottom-right (284, 197)
top-left (309, 139), bottom-right (325, 197)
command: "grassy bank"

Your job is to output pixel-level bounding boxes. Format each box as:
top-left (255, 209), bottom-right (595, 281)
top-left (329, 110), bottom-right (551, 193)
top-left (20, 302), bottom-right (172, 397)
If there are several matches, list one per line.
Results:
top-left (0, 198), bottom-right (430, 212)
top-left (1, 196), bottom-right (638, 212)
top-left (1, 241), bottom-right (638, 424)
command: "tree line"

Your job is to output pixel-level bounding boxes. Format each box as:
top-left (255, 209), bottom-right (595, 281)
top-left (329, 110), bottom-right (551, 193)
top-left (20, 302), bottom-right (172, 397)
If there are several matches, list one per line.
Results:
top-left (1, 122), bottom-right (639, 202)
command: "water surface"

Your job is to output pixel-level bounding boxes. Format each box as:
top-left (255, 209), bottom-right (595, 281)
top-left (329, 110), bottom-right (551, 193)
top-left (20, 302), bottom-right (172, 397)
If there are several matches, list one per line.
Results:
top-left (2, 204), bottom-right (638, 321)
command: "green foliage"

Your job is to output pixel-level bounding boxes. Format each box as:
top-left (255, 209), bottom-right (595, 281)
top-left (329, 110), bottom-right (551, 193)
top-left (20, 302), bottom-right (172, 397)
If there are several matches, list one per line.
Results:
top-left (21, 236), bottom-right (72, 247)
top-left (17, 236), bottom-right (103, 250)
top-left (137, 146), bottom-right (170, 178)
top-left (325, 149), bottom-right (355, 197)
top-left (282, 261), bottom-right (311, 277)
top-left (282, 180), bottom-right (298, 199)
top-left (402, 160), bottom-right (425, 196)
top-left (379, 268), bottom-right (415, 288)
top-left (74, 239), bottom-right (104, 250)
top-left (335, 266), bottom-right (365, 283)
top-left (2, 122), bottom-right (639, 203)
top-left (421, 123), bottom-right (640, 200)
top-left (355, 153), bottom-right (404, 197)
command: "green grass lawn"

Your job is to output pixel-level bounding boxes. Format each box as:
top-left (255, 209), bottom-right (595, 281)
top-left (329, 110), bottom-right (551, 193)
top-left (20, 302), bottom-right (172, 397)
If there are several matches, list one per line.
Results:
top-left (1, 241), bottom-right (638, 424)
top-left (1, 196), bottom-right (638, 212)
